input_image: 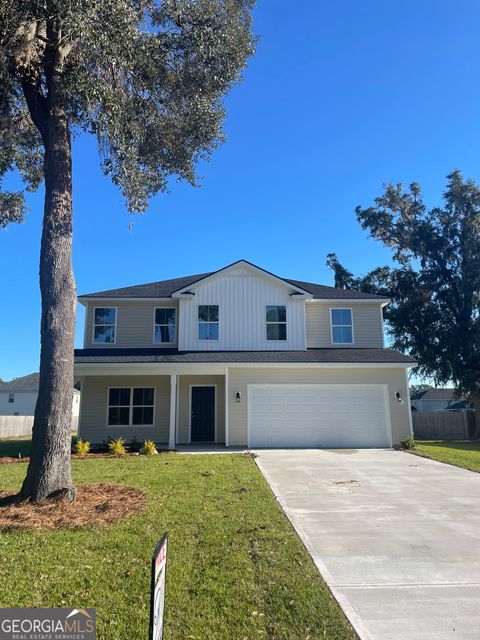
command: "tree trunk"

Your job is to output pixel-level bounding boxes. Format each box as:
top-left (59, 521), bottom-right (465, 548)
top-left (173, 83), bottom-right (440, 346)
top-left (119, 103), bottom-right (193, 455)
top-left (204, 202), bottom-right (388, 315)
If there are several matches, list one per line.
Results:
top-left (19, 111), bottom-right (76, 502)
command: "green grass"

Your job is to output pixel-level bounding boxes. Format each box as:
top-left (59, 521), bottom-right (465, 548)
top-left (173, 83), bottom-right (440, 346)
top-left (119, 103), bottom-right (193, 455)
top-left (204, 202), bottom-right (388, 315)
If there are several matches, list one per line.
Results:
top-left (0, 436), bottom-right (33, 458)
top-left (0, 454), bottom-right (355, 640)
top-left (410, 439), bottom-right (480, 473)
top-left (0, 437), bottom-right (79, 458)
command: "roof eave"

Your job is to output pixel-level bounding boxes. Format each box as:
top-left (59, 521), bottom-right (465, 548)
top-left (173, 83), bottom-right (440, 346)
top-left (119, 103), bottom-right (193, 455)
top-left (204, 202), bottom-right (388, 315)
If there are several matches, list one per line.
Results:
top-left (171, 259), bottom-right (313, 297)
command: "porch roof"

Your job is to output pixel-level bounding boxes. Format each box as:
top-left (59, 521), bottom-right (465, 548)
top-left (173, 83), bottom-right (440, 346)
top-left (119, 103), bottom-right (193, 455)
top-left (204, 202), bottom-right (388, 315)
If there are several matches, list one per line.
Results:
top-left (74, 347), bottom-right (415, 365)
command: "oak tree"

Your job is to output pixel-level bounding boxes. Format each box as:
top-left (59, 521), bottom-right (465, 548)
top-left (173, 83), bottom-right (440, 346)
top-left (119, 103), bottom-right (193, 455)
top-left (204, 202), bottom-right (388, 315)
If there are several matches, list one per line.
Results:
top-left (327, 171), bottom-right (480, 436)
top-left (1, 0), bottom-right (255, 501)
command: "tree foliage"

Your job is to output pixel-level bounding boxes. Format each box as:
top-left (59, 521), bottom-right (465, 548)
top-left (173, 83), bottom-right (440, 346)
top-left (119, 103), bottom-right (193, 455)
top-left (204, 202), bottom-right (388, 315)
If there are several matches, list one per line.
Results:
top-left (0, 0), bottom-right (255, 501)
top-left (0, 0), bottom-right (256, 218)
top-left (327, 171), bottom-right (480, 401)
top-left (409, 384), bottom-right (432, 397)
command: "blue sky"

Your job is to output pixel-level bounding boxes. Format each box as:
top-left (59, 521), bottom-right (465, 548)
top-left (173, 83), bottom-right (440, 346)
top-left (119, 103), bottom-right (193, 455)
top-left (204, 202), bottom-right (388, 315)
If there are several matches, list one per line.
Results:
top-left (2, 0), bottom-right (480, 380)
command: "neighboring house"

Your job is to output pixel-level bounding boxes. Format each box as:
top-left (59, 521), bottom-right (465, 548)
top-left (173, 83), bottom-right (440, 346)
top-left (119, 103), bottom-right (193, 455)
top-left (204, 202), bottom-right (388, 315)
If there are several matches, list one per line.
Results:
top-left (0, 373), bottom-right (80, 420)
top-left (74, 259), bottom-right (416, 449)
top-left (444, 399), bottom-right (472, 412)
top-left (410, 387), bottom-right (465, 413)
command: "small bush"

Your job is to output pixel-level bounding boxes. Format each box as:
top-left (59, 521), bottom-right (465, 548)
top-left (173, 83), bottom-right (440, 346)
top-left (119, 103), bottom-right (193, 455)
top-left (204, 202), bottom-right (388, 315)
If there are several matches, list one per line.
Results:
top-left (108, 437), bottom-right (127, 456)
top-left (128, 437), bottom-right (141, 453)
top-left (400, 435), bottom-right (415, 450)
top-left (140, 440), bottom-right (158, 456)
top-left (75, 438), bottom-right (90, 456)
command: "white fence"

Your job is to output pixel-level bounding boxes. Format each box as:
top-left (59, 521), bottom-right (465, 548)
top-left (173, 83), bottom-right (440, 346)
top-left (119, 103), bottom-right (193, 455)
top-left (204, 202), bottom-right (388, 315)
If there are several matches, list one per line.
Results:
top-left (0, 415), bottom-right (78, 439)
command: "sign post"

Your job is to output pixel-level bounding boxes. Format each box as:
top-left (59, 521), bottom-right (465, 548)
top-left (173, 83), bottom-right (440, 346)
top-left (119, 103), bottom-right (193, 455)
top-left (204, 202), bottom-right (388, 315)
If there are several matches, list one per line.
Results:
top-left (149, 533), bottom-right (168, 640)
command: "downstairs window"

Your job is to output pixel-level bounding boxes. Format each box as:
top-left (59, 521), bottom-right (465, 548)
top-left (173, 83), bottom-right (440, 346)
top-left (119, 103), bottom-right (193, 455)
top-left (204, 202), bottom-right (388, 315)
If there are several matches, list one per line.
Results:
top-left (107, 387), bottom-right (155, 426)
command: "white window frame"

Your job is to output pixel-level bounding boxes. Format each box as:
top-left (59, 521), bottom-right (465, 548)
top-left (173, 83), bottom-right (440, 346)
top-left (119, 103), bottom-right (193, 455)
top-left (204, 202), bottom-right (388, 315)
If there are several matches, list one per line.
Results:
top-left (93, 306), bottom-right (117, 345)
top-left (197, 304), bottom-right (220, 342)
top-left (8, 393), bottom-right (14, 403)
top-left (330, 307), bottom-right (354, 345)
top-left (153, 307), bottom-right (177, 344)
top-left (105, 387), bottom-right (155, 427)
top-left (265, 304), bottom-right (287, 341)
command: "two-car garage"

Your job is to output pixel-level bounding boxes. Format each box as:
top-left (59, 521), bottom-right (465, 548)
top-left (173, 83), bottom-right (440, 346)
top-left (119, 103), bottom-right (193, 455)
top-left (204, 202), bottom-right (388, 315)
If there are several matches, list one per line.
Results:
top-left (248, 384), bottom-right (392, 448)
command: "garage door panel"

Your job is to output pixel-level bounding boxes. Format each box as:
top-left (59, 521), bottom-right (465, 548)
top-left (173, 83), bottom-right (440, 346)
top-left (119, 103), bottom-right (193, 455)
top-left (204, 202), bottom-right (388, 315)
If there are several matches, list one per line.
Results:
top-left (248, 384), bottom-right (390, 448)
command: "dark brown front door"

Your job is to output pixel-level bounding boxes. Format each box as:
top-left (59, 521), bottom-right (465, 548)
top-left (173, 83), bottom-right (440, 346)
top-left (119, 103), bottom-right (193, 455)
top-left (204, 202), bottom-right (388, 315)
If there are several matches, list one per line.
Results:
top-left (191, 386), bottom-right (215, 442)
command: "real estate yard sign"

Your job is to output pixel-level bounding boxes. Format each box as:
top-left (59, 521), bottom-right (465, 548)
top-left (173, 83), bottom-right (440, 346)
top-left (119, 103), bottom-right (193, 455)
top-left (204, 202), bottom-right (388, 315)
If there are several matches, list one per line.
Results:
top-left (149, 533), bottom-right (168, 640)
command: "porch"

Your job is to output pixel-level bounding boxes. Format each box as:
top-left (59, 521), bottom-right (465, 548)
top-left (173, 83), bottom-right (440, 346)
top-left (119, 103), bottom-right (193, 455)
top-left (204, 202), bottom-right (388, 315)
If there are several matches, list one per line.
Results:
top-left (78, 373), bottom-right (226, 448)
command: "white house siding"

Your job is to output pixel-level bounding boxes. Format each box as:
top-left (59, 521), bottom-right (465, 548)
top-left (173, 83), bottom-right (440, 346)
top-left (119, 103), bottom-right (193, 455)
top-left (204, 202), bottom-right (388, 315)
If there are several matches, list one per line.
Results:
top-left (0, 392), bottom-right (38, 416)
top-left (177, 268), bottom-right (306, 351)
top-left (84, 300), bottom-right (178, 348)
top-left (176, 375), bottom-right (226, 444)
top-left (227, 367), bottom-right (410, 447)
top-left (79, 376), bottom-right (170, 444)
top-left (305, 302), bottom-right (384, 348)
top-left (72, 391), bottom-right (80, 417)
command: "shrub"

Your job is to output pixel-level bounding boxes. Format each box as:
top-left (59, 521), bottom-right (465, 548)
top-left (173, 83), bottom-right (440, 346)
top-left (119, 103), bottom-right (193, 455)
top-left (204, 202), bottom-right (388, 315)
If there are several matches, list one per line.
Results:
top-left (128, 437), bottom-right (141, 453)
top-left (400, 435), bottom-right (415, 450)
top-left (75, 438), bottom-right (90, 456)
top-left (140, 440), bottom-right (158, 456)
top-left (108, 437), bottom-right (127, 456)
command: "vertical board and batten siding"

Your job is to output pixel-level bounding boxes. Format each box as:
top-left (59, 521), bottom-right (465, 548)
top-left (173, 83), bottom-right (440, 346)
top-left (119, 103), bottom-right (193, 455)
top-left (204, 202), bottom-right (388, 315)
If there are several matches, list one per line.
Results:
top-left (79, 376), bottom-right (170, 444)
top-left (227, 367), bottom-right (410, 447)
top-left (305, 302), bottom-right (384, 348)
top-left (84, 300), bottom-right (178, 348)
top-left (178, 267), bottom-right (306, 350)
top-left (176, 375), bottom-right (226, 444)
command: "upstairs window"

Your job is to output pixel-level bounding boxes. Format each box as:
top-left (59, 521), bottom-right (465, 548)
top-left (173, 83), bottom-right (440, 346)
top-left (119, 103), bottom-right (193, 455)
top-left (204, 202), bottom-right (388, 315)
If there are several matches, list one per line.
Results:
top-left (331, 308), bottom-right (353, 344)
top-left (266, 305), bottom-right (287, 340)
top-left (198, 305), bottom-right (219, 340)
top-left (8, 393), bottom-right (14, 403)
top-left (107, 387), bottom-right (154, 426)
top-left (93, 307), bottom-right (116, 344)
top-left (154, 308), bottom-right (176, 343)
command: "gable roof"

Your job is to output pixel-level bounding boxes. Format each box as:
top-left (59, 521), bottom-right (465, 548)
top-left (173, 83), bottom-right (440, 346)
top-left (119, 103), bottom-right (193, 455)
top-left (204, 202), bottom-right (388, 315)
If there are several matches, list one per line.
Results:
top-left (0, 373), bottom-right (80, 394)
top-left (410, 387), bottom-right (459, 401)
top-left (0, 372), bottom-right (39, 392)
top-left (170, 260), bottom-right (312, 297)
top-left (78, 259), bottom-right (387, 301)
top-left (444, 399), bottom-right (471, 411)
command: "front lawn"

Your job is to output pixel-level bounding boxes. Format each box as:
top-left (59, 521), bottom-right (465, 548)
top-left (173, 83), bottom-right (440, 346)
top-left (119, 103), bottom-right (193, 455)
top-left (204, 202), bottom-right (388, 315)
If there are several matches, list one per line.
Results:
top-left (0, 454), bottom-right (355, 640)
top-left (0, 436), bottom-right (33, 458)
top-left (410, 439), bottom-right (480, 473)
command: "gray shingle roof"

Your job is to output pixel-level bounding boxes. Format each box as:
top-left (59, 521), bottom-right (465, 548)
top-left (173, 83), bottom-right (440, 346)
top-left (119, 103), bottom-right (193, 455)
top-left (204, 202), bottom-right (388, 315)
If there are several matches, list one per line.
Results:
top-left (445, 399), bottom-right (470, 410)
top-left (79, 272), bottom-right (213, 300)
top-left (74, 348), bottom-right (415, 365)
top-left (410, 388), bottom-right (458, 401)
top-left (0, 372), bottom-right (39, 392)
top-left (78, 261), bottom-right (386, 301)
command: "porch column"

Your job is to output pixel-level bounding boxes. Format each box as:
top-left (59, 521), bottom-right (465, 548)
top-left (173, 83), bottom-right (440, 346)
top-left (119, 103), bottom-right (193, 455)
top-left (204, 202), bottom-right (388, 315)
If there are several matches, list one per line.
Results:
top-left (169, 374), bottom-right (177, 450)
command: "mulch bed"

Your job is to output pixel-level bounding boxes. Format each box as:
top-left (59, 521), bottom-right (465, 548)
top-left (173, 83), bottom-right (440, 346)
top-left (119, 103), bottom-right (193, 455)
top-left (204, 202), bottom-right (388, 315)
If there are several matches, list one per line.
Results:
top-left (0, 452), bottom-right (171, 464)
top-left (0, 483), bottom-right (146, 530)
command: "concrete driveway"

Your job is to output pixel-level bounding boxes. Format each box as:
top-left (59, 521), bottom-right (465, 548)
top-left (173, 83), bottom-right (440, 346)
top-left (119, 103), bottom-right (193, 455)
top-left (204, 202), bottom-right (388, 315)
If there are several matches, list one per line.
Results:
top-left (255, 449), bottom-right (480, 640)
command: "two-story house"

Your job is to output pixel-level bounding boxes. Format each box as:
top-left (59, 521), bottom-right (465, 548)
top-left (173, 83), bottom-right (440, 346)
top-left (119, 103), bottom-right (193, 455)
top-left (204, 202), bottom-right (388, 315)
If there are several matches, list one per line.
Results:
top-left (74, 260), bottom-right (416, 448)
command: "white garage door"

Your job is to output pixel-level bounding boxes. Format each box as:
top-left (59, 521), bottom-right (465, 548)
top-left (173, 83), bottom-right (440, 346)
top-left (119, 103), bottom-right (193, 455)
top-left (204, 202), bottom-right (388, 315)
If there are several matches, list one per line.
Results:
top-left (248, 384), bottom-right (391, 448)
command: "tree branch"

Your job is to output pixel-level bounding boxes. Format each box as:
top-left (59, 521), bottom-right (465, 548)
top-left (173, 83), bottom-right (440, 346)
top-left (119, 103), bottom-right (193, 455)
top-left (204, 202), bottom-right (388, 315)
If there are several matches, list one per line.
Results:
top-left (20, 75), bottom-right (48, 141)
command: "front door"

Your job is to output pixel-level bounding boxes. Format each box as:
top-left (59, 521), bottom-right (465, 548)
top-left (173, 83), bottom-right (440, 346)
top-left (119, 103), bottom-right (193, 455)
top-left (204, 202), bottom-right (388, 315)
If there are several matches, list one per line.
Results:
top-left (191, 386), bottom-right (215, 442)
